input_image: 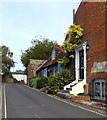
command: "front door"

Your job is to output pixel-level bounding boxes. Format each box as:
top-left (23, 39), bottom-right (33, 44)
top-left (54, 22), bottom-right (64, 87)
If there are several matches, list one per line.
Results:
top-left (79, 50), bottom-right (84, 79)
top-left (75, 42), bottom-right (86, 81)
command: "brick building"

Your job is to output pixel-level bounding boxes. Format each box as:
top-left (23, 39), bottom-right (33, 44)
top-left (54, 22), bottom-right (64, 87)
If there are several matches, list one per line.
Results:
top-left (27, 59), bottom-right (45, 80)
top-left (65, 1), bottom-right (107, 102)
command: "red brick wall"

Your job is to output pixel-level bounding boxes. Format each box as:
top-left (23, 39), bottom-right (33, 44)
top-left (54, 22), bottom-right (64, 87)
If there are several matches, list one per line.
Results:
top-left (75, 2), bottom-right (107, 82)
top-left (27, 60), bottom-right (45, 80)
top-left (105, 1), bottom-right (107, 100)
top-left (28, 64), bottom-right (36, 79)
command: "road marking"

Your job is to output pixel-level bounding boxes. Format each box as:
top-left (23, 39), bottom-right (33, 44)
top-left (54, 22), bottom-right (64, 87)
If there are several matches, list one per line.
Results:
top-left (25, 85), bottom-right (107, 117)
top-left (4, 84), bottom-right (7, 119)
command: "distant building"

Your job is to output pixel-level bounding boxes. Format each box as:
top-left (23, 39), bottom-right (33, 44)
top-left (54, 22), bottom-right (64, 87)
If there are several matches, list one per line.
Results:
top-left (12, 70), bottom-right (27, 84)
top-left (27, 59), bottom-right (45, 79)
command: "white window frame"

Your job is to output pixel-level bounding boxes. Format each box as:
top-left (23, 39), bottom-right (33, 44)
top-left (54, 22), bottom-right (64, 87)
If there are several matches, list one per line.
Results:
top-left (43, 68), bottom-right (48, 77)
top-left (94, 79), bottom-right (106, 100)
top-left (52, 48), bottom-right (56, 60)
top-left (75, 42), bottom-right (86, 83)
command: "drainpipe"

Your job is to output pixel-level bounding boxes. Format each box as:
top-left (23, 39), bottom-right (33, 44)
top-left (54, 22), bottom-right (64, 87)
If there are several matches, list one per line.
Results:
top-left (73, 9), bottom-right (75, 24)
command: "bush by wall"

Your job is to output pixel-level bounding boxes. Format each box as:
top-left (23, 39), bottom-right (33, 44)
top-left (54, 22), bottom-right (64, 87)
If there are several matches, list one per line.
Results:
top-left (29, 76), bottom-right (48, 89)
top-left (36, 77), bottom-right (48, 89)
top-left (30, 76), bottom-right (41, 87)
top-left (46, 69), bottom-right (74, 94)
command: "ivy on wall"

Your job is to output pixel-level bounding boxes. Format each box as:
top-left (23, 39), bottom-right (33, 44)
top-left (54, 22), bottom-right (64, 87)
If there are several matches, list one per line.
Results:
top-left (59, 24), bottom-right (83, 68)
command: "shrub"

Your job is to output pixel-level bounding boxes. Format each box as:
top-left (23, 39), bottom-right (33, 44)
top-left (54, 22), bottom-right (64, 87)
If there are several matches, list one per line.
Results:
top-left (36, 77), bottom-right (48, 89)
top-left (30, 76), bottom-right (41, 87)
top-left (46, 69), bottom-right (74, 94)
top-left (14, 78), bottom-right (18, 83)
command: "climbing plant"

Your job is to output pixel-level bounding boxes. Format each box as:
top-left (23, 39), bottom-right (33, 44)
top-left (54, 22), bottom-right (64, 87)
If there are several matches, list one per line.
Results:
top-left (59, 24), bottom-right (83, 68)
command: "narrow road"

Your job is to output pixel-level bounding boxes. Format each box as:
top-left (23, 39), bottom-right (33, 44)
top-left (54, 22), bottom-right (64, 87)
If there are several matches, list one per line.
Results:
top-left (2, 83), bottom-right (106, 118)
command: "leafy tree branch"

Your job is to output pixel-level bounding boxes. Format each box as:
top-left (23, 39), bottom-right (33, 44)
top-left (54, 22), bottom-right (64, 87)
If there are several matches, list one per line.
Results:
top-left (59, 24), bottom-right (83, 68)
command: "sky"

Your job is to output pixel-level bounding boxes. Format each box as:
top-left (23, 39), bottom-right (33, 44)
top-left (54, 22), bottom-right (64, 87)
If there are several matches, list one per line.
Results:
top-left (0, 0), bottom-right (82, 71)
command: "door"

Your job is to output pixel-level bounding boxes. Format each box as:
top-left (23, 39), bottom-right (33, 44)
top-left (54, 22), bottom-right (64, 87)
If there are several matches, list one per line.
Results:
top-left (79, 50), bottom-right (84, 79)
top-left (75, 42), bottom-right (86, 81)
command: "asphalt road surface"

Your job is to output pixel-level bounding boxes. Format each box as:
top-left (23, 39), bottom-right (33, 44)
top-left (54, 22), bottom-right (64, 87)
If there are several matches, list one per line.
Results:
top-left (2, 83), bottom-right (106, 118)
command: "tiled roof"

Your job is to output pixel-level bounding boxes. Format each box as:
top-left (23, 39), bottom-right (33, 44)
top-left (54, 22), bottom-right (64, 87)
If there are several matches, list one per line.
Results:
top-left (36, 45), bottom-right (64, 71)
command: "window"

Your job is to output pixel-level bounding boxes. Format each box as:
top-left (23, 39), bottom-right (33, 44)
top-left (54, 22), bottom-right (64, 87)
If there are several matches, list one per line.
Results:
top-left (54, 66), bottom-right (57, 75)
top-left (44, 68), bottom-right (48, 77)
top-left (42, 68), bottom-right (48, 77)
top-left (57, 63), bottom-right (61, 72)
top-left (94, 79), bottom-right (106, 100)
top-left (79, 50), bottom-right (84, 79)
top-left (41, 70), bottom-right (44, 76)
top-left (65, 34), bottom-right (69, 41)
top-left (52, 48), bottom-right (56, 60)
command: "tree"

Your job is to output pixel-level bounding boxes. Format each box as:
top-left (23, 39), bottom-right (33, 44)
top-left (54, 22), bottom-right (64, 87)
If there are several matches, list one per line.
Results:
top-left (1, 45), bottom-right (15, 77)
top-left (21, 35), bottom-right (58, 68)
top-left (59, 24), bottom-right (83, 68)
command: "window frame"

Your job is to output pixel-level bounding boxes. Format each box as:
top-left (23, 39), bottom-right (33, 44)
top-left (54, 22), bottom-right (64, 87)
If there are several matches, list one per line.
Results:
top-left (94, 79), bottom-right (106, 100)
top-left (52, 48), bottom-right (56, 60)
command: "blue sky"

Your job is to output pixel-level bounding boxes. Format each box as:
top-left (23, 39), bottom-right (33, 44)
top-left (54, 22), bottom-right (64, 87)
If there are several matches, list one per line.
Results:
top-left (1, 1), bottom-right (81, 71)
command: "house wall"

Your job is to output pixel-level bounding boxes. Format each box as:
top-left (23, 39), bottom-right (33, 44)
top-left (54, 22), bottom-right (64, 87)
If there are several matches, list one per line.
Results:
top-left (12, 74), bottom-right (27, 84)
top-left (27, 59), bottom-right (45, 79)
top-left (37, 63), bottom-right (61, 77)
top-left (75, 2), bottom-right (107, 101)
top-left (37, 65), bottom-right (54, 77)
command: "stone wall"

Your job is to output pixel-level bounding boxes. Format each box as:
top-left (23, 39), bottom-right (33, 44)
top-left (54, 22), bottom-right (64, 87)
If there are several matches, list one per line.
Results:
top-left (3, 78), bottom-right (14, 83)
top-left (27, 59), bottom-right (45, 79)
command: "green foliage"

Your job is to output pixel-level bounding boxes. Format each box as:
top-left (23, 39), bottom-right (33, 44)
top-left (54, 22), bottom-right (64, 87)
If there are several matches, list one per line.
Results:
top-left (36, 77), bottom-right (48, 89)
top-left (77, 93), bottom-right (89, 96)
top-left (59, 24), bottom-right (83, 68)
top-left (21, 35), bottom-right (58, 68)
top-left (46, 69), bottom-right (74, 94)
top-left (1, 45), bottom-right (15, 77)
top-left (14, 78), bottom-right (18, 83)
top-left (30, 76), bottom-right (41, 87)
top-left (29, 76), bottom-right (48, 89)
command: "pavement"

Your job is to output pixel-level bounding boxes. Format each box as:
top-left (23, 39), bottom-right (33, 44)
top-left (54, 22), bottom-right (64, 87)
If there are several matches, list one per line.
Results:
top-left (2, 83), bottom-right (106, 118)
top-left (54, 92), bottom-right (107, 115)
top-left (70, 100), bottom-right (107, 114)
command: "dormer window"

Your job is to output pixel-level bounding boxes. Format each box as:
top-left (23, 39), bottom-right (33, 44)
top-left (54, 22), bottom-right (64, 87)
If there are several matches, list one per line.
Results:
top-left (65, 34), bottom-right (69, 41)
top-left (52, 48), bottom-right (56, 60)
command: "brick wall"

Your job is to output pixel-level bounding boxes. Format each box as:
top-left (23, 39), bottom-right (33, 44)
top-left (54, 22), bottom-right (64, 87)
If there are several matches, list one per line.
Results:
top-left (75, 2), bottom-right (107, 100)
top-left (27, 59), bottom-right (45, 79)
top-left (75, 2), bottom-right (107, 82)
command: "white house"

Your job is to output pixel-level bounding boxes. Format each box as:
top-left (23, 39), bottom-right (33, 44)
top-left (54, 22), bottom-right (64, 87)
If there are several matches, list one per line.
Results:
top-left (12, 70), bottom-right (27, 84)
